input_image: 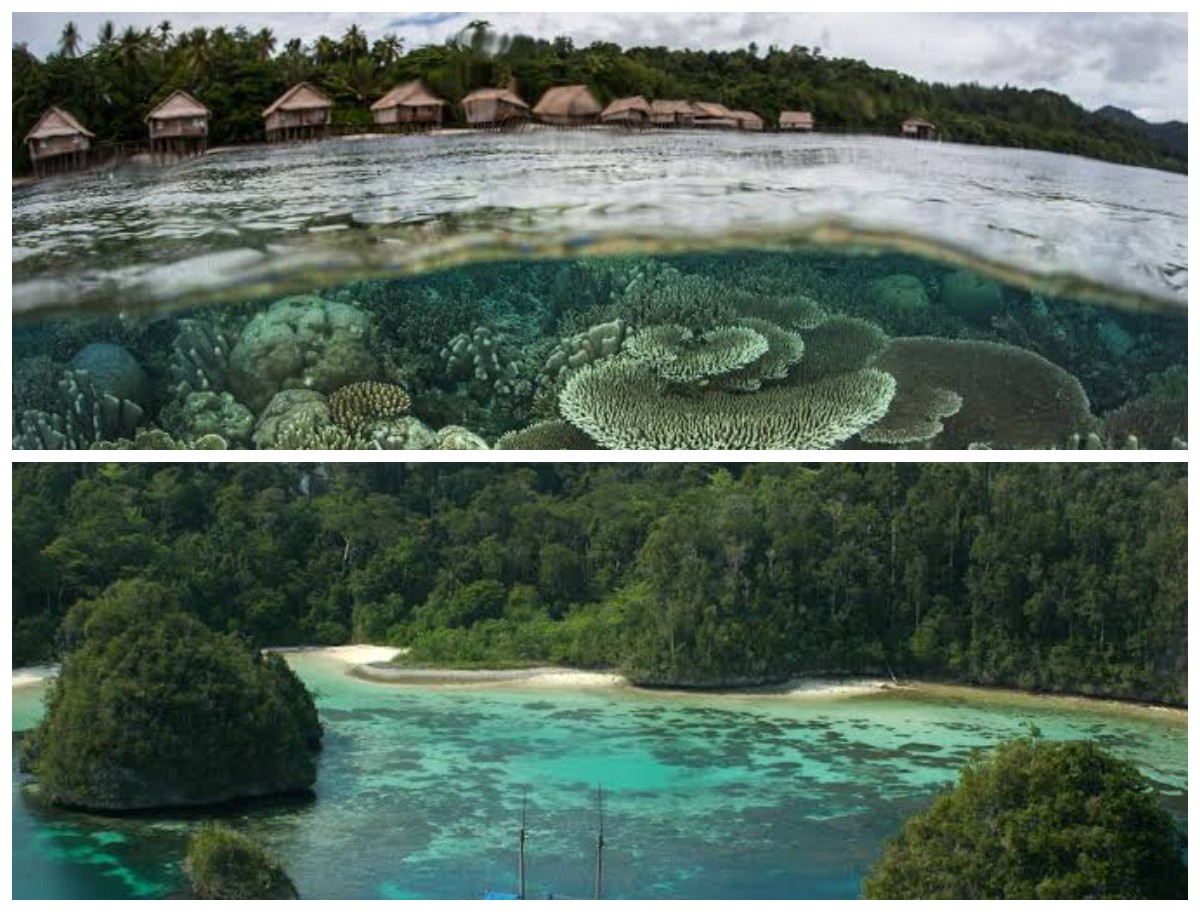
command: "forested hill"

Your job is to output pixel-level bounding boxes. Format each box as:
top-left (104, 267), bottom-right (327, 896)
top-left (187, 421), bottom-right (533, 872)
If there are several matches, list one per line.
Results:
top-left (11, 21), bottom-right (1187, 174)
top-left (13, 464), bottom-right (1187, 706)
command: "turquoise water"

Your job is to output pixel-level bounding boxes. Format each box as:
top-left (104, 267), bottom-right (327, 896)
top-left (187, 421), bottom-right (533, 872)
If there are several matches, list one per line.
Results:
top-left (11, 656), bottom-right (1188, 900)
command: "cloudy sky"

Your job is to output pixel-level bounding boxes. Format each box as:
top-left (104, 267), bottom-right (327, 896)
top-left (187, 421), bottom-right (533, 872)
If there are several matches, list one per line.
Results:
top-left (12, 11), bottom-right (1188, 122)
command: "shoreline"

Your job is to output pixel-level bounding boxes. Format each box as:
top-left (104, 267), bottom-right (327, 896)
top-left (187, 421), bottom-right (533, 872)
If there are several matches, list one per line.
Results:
top-left (12, 650), bottom-right (1187, 722)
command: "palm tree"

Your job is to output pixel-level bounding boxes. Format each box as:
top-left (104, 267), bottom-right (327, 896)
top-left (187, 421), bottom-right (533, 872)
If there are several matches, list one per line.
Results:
top-left (97, 20), bottom-right (116, 47)
top-left (371, 34), bottom-right (403, 68)
top-left (340, 24), bottom-right (368, 65)
top-left (253, 27), bottom-right (277, 62)
top-left (314, 35), bottom-right (338, 67)
top-left (156, 20), bottom-right (173, 48)
top-left (181, 27), bottom-right (211, 79)
top-left (58, 21), bottom-right (82, 58)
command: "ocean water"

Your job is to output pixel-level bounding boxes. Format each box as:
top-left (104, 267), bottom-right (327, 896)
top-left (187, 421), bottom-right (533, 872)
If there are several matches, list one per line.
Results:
top-left (11, 655), bottom-right (1188, 900)
top-left (11, 132), bottom-right (1188, 450)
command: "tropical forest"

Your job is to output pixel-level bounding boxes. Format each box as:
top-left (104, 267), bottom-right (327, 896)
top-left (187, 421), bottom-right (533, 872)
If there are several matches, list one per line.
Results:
top-left (11, 19), bottom-right (1187, 174)
top-left (12, 462), bottom-right (1187, 705)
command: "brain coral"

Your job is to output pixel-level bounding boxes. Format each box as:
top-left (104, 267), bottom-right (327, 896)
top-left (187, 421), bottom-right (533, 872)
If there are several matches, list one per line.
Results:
top-left (559, 360), bottom-right (895, 449)
top-left (872, 337), bottom-right (1093, 448)
top-left (229, 296), bottom-right (379, 412)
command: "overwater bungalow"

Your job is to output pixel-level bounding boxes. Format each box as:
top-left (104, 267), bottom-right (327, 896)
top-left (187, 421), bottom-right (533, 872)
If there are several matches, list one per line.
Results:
top-left (371, 80), bottom-right (447, 130)
top-left (263, 82), bottom-right (333, 143)
top-left (599, 96), bottom-right (653, 126)
top-left (649, 100), bottom-right (696, 128)
top-left (533, 85), bottom-right (602, 127)
top-left (462, 88), bottom-right (530, 128)
top-left (691, 102), bottom-right (741, 130)
top-left (780, 111), bottom-right (815, 132)
top-left (25, 107), bottom-right (93, 177)
top-left (146, 90), bottom-right (210, 158)
top-left (733, 110), bottom-right (764, 132)
top-left (901, 117), bottom-right (938, 140)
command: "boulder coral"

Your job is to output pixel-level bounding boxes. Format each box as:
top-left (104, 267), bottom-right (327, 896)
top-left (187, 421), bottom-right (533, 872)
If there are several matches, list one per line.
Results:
top-left (229, 296), bottom-right (379, 412)
top-left (69, 342), bottom-right (151, 407)
top-left (940, 270), bottom-right (1004, 323)
top-left (869, 273), bottom-right (929, 313)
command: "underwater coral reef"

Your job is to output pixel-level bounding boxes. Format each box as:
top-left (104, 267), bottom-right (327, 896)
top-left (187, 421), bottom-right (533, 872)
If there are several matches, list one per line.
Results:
top-left (11, 251), bottom-right (1187, 450)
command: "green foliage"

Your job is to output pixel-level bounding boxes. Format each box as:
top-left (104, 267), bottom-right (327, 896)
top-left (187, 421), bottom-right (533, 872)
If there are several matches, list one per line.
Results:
top-left (12, 21), bottom-right (1185, 175)
top-left (25, 582), bottom-right (322, 810)
top-left (185, 824), bottom-right (299, 899)
top-left (12, 463), bottom-right (1188, 704)
top-left (862, 738), bottom-right (1187, 899)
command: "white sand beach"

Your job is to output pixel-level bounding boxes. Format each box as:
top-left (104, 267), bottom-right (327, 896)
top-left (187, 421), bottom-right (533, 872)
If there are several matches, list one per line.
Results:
top-left (349, 663), bottom-right (624, 688)
top-left (12, 665), bottom-right (59, 688)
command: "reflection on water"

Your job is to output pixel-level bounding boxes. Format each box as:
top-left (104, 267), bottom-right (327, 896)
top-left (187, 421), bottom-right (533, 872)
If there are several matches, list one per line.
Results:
top-left (10, 660), bottom-right (1188, 900)
top-left (12, 248), bottom-right (1187, 450)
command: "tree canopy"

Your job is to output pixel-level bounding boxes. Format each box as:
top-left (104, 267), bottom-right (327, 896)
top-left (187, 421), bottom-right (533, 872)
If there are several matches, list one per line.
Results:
top-left (23, 579), bottom-right (323, 811)
top-left (184, 824), bottom-right (299, 900)
top-left (862, 737), bottom-right (1188, 899)
top-left (12, 19), bottom-right (1186, 174)
top-left (13, 463), bottom-right (1187, 704)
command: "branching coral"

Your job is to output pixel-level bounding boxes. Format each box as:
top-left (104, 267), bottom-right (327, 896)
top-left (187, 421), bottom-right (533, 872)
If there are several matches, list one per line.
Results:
top-left (873, 337), bottom-right (1093, 448)
top-left (13, 370), bottom-right (145, 450)
top-left (328, 381), bottom-right (411, 433)
top-left (559, 359), bottom-right (895, 449)
top-left (441, 325), bottom-right (524, 397)
top-left (624, 324), bottom-right (769, 385)
top-left (169, 318), bottom-right (238, 396)
top-left (713, 318), bottom-right (806, 391)
top-left (540, 319), bottom-right (626, 384)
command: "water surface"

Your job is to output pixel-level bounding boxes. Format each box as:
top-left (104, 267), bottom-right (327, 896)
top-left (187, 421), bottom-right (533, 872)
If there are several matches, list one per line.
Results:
top-left (11, 656), bottom-right (1188, 900)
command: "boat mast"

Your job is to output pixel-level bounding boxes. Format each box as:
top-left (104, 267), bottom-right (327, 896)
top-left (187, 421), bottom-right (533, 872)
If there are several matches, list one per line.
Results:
top-left (594, 786), bottom-right (605, 900)
top-left (518, 790), bottom-right (527, 900)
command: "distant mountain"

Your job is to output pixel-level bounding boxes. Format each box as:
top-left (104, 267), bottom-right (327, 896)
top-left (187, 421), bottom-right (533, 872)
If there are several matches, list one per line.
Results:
top-left (1094, 106), bottom-right (1187, 158)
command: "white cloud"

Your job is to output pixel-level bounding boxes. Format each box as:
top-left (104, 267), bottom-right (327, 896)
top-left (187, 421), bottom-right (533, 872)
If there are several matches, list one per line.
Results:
top-left (12, 11), bottom-right (1187, 121)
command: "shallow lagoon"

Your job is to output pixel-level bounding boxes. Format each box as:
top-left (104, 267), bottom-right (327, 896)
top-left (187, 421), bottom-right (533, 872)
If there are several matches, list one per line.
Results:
top-left (11, 132), bottom-right (1188, 451)
top-left (11, 656), bottom-right (1187, 900)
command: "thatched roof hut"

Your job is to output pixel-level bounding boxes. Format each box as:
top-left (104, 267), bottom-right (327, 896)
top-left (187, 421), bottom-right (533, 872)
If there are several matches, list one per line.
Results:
top-left (533, 85), bottom-right (602, 126)
top-left (263, 82), bottom-right (333, 142)
top-left (600, 96), bottom-right (652, 125)
top-left (901, 117), bottom-right (937, 140)
top-left (780, 111), bottom-right (815, 131)
top-left (650, 99), bottom-right (696, 127)
top-left (25, 107), bottom-right (93, 173)
top-left (372, 80), bottom-right (447, 128)
top-left (462, 88), bottom-right (530, 126)
top-left (146, 90), bottom-right (210, 149)
top-left (691, 102), bottom-right (740, 129)
top-left (732, 110), bottom-right (764, 132)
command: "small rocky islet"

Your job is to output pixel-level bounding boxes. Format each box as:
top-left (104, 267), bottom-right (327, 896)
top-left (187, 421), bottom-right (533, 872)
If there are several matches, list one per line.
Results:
top-left (12, 252), bottom-right (1187, 450)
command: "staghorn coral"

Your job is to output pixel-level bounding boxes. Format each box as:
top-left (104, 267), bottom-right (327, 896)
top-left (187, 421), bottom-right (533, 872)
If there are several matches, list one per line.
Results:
top-left (13, 355), bottom-right (64, 413)
top-left (610, 269), bottom-right (740, 332)
top-left (874, 337), bottom-right (1093, 449)
top-left (169, 318), bottom-right (238, 396)
top-left (559, 359), bottom-right (895, 450)
top-left (789, 316), bottom-right (889, 382)
top-left (859, 385), bottom-right (964, 446)
top-left (229, 296), bottom-right (380, 412)
top-left (13, 370), bottom-right (145, 450)
top-left (713, 318), bottom-right (807, 391)
top-left (495, 420), bottom-right (599, 450)
top-left (328, 381), bottom-right (412, 433)
top-left (624, 324), bottom-right (769, 385)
